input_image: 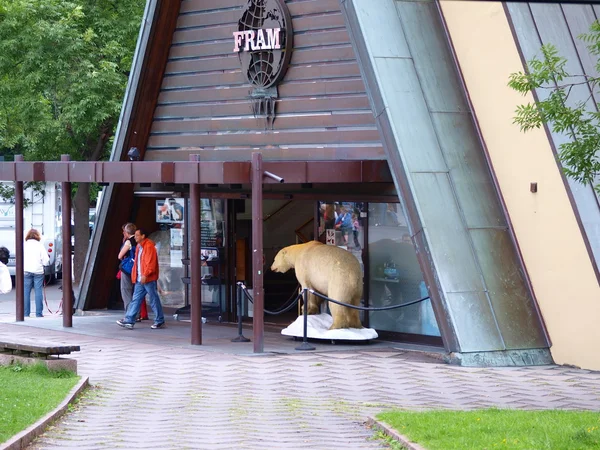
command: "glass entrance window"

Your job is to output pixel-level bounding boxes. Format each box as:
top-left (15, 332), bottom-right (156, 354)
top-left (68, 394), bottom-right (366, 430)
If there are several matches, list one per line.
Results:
top-left (368, 203), bottom-right (440, 336)
top-left (150, 197), bottom-right (187, 308)
top-left (150, 197), bottom-right (227, 319)
top-left (196, 199), bottom-right (226, 320)
top-left (318, 202), bottom-right (366, 252)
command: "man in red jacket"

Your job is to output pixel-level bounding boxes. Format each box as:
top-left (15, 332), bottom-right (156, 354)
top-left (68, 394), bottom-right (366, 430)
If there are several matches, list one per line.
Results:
top-left (117, 227), bottom-right (165, 330)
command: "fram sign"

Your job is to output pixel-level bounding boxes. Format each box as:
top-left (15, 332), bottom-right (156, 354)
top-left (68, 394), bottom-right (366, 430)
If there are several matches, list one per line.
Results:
top-left (0, 203), bottom-right (15, 220)
top-left (233, 28), bottom-right (282, 52)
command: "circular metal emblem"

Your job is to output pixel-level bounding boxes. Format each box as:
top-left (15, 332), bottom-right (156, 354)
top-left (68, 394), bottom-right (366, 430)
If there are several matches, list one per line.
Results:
top-left (237, 0), bottom-right (293, 89)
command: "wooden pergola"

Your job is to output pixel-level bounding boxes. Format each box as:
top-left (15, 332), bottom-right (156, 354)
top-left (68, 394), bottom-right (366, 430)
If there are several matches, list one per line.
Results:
top-left (0, 154), bottom-right (392, 352)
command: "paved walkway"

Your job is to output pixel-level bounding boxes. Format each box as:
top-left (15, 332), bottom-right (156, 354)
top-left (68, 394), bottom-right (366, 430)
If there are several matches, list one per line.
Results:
top-left (1, 287), bottom-right (600, 449)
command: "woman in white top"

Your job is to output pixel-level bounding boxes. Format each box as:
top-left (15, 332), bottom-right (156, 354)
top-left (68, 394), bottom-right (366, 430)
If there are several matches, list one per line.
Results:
top-left (24, 228), bottom-right (49, 317)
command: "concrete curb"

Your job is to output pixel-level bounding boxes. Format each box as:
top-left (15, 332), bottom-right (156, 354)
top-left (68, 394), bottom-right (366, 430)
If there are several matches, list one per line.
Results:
top-left (1, 376), bottom-right (90, 450)
top-left (367, 416), bottom-right (427, 450)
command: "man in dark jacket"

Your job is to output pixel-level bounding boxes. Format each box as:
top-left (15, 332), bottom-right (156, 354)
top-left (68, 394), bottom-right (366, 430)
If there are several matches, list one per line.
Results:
top-left (117, 227), bottom-right (165, 330)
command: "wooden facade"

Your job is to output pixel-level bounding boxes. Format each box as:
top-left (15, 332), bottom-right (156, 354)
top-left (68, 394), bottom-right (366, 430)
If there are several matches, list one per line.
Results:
top-left (145, 0), bottom-right (384, 162)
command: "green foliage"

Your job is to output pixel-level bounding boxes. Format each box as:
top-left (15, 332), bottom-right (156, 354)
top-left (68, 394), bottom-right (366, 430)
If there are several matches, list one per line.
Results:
top-left (377, 408), bottom-right (600, 450)
top-left (0, 0), bottom-right (145, 162)
top-left (508, 24), bottom-right (600, 193)
top-left (0, 363), bottom-right (79, 443)
top-left (0, 0), bottom-right (145, 281)
top-left (0, 181), bottom-right (44, 206)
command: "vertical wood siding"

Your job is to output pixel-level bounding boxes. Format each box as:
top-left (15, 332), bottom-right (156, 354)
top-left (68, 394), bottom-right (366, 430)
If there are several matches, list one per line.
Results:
top-left (146, 0), bottom-right (384, 161)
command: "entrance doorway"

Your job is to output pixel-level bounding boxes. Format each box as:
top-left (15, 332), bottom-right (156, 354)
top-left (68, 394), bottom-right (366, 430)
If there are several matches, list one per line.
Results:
top-left (234, 199), bottom-right (315, 327)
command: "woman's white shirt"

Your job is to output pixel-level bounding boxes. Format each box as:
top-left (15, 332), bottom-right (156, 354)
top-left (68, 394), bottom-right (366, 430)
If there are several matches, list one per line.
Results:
top-left (0, 262), bottom-right (11, 294)
top-left (24, 239), bottom-right (50, 274)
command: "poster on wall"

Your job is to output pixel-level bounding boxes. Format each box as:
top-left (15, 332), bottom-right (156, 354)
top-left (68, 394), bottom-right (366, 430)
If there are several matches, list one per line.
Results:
top-left (156, 198), bottom-right (185, 224)
top-left (170, 228), bottom-right (183, 248)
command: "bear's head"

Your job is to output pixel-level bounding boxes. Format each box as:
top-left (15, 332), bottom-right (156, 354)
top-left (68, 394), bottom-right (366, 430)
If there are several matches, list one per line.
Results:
top-left (271, 248), bottom-right (292, 273)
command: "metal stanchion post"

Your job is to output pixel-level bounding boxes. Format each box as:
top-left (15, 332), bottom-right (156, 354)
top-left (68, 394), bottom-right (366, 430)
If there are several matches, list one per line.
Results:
top-left (232, 283), bottom-right (250, 343)
top-left (295, 288), bottom-right (315, 351)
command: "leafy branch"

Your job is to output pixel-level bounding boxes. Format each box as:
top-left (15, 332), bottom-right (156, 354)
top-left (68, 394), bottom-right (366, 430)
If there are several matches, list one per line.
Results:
top-left (508, 35), bottom-right (600, 193)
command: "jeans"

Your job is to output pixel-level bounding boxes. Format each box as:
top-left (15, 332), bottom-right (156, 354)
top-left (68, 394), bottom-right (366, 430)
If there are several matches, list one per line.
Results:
top-left (124, 280), bottom-right (164, 325)
top-left (24, 272), bottom-right (44, 317)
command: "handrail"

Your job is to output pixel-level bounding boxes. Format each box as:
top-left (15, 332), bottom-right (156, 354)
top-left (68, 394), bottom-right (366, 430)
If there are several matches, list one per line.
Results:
top-left (294, 217), bottom-right (314, 243)
top-left (263, 200), bottom-right (293, 223)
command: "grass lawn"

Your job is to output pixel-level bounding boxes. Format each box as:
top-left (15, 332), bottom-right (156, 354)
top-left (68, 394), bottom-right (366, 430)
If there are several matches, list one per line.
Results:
top-left (377, 408), bottom-right (600, 450)
top-left (0, 363), bottom-right (79, 444)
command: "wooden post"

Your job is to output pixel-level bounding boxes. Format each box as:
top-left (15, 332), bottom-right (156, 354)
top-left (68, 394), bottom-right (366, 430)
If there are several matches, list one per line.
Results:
top-left (61, 155), bottom-right (73, 327)
top-left (190, 155), bottom-right (202, 345)
top-left (14, 155), bottom-right (24, 321)
top-left (252, 152), bottom-right (264, 353)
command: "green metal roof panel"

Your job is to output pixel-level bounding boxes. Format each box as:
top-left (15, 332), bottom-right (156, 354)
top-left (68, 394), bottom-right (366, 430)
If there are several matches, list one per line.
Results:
top-left (353, 0), bottom-right (411, 59)
top-left (344, 0), bottom-right (551, 358)
top-left (431, 113), bottom-right (507, 229)
top-left (395, 0), bottom-right (468, 114)
top-left (374, 57), bottom-right (449, 173)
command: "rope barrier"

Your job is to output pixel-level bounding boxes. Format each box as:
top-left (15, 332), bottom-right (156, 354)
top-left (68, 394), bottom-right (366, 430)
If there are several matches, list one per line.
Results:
top-left (231, 282), bottom-right (432, 349)
top-left (308, 289), bottom-right (430, 311)
top-left (237, 282), bottom-right (301, 315)
top-left (43, 279), bottom-right (62, 316)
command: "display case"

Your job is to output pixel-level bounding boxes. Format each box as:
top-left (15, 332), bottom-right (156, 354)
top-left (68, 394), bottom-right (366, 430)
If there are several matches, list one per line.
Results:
top-left (174, 199), bottom-right (226, 322)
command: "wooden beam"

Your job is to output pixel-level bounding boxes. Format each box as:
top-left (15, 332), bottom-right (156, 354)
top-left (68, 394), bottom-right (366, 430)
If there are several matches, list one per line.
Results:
top-left (61, 155), bottom-right (73, 326)
top-left (252, 153), bottom-right (264, 353)
top-left (0, 160), bottom-right (393, 184)
top-left (190, 155), bottom-right (202, 345)
top-left (14, 155), bottom-right (24, 322)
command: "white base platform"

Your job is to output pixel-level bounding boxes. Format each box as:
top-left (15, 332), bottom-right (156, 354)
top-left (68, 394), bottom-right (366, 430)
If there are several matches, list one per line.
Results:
top-left (281, 314), bottom-right (378, 341)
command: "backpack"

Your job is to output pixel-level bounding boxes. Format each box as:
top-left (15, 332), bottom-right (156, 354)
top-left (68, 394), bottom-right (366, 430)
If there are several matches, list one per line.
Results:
top-left (119, 241), bottom-right (136, 275)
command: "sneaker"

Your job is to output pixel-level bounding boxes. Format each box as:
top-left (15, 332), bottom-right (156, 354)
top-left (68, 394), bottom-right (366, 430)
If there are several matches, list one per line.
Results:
top-left (150, 322), bottom-right (165, 329)
top-left (116, 319), bottom-right (134, 330)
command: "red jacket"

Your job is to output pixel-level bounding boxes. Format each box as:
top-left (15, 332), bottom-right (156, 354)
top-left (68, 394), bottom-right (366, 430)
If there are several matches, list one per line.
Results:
top-left (131, 238), bottom-right (159, 283)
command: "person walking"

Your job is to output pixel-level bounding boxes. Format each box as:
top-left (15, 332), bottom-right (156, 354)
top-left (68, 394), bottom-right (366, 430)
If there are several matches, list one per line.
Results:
top-left (118, 223), bottom-right (148, 321)
top-left (23, 229), bottom-right (49, 317)
top-left (117, 227), bottom-right (165, 330)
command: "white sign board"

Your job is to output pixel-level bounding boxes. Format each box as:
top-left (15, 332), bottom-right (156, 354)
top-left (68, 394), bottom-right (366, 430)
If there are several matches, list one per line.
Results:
top-left (326, 229), bottom-right (335, 246)
top-left (0, 203), bottom-right (15, 221)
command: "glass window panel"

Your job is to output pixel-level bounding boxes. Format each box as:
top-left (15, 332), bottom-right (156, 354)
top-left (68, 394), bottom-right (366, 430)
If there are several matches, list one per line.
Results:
top-left (151, 196), bottom-right (187, 308)
top-left (317, 201), bottom-right (367, 320)
top-left (368, 203), bottom-right (440, 336)
top-left (182, 199), bottom-right (226, 320)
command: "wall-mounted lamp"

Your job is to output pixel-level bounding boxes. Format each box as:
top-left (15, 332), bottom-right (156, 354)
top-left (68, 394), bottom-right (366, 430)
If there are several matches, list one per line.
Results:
top-left (127, 147), bottom-right (140, 162)
top-left (530, 182), bottom-right (538, 193)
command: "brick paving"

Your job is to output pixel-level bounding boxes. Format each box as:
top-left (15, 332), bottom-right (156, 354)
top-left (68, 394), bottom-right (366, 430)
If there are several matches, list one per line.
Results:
top-left (1, 303), bottom-right (600, 449)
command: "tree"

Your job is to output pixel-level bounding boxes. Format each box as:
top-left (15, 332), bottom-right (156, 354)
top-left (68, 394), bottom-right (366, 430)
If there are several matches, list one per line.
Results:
top-left (0, 0), bottom-right (145, 283)
top-left (508, 21), bottom-right (600, 194)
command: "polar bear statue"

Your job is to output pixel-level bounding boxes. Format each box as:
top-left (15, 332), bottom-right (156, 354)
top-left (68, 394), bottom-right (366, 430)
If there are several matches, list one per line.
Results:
top-left (271, 241), bottom-right (363, 330)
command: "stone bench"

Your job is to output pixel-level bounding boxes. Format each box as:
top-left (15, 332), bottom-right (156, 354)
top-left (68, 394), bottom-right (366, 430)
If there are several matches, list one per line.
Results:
top-left (0, 340), bottom-right (80, 373)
